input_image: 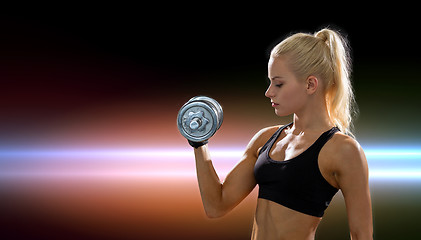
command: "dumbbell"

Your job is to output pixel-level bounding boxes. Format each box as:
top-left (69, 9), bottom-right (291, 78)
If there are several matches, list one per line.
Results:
top-left (177, 96), bottom-right (223, 143)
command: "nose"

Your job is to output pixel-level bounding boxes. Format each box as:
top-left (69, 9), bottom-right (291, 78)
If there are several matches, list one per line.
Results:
top-left (265, 84), bottom-right (275, 98)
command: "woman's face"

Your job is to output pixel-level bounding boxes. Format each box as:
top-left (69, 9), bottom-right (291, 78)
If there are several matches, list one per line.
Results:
top-left (266, 57), bottom-right (308, 117)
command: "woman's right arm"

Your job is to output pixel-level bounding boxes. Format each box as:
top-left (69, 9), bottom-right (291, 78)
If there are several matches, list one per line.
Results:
top-left (193, 127), bottom-right (277, 218)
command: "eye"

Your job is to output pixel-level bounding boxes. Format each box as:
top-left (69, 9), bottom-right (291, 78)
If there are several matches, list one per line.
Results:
top-left (275, 83), bottom-right (283, 87)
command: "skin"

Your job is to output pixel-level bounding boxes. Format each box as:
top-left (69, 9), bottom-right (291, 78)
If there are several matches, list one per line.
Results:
top-left (194, 56), bottom-right (373, 240)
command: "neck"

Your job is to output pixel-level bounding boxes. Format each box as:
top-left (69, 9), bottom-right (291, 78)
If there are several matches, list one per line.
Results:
top-left (292, 98), bottom-right (334, 133)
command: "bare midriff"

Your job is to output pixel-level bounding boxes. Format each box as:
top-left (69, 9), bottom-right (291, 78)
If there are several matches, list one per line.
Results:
top-left (251, 198), bottom-right (321, 240)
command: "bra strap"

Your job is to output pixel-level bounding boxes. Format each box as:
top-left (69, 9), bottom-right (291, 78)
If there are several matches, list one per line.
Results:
top-left (311, 127), bottom-right (340, 154)
top-left (258, 123), bottom-right (292, 155)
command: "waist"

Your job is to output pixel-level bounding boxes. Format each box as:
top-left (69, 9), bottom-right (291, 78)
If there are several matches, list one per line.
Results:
top-left (253, 198), bottom-right (320, 240)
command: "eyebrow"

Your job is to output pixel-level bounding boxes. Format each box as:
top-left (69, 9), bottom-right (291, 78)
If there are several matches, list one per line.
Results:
top-left (269, 76), bottom-right (284, 81)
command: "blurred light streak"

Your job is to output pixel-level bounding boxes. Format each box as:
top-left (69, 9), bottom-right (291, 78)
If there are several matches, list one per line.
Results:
top-left (0, 147), bottom-right (420, 180)
top-left (369, 170), bottom-right (421, 180)
top-left (365, 148), bottom-right (421, 160)
top-left (0, 148), bottom-right (244, 160)
top-left (0, 170), bottom-right (195, 178)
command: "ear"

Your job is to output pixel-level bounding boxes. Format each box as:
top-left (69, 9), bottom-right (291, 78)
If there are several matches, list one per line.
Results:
top-left (305, 75), bottom-right (318, 94)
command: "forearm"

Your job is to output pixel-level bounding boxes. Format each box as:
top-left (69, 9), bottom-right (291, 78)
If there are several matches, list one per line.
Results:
top-left (194, 145), bottom-right (225, 217)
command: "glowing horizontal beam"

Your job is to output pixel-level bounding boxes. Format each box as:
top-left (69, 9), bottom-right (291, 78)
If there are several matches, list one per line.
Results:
top-left (0, 170), bottom-right (195, 178)
top-left (369, 170), bottom-right (421, 180)
top-left (365, 149), bottom-right (421, 160)
top-left (1, 169), bottom-right (420, 180)
top-left (0, 148), bottom-right (243, 159)
top-left (1, 148), bottom-right (420, 159)
top-left (0, 147), bottom-right (420, 181)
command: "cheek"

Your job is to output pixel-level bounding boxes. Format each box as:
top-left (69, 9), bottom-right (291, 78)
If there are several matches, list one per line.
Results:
top-left (276, 85), bottom-right (306, 112)
top-left (280, 84), bottom-right (305, 103)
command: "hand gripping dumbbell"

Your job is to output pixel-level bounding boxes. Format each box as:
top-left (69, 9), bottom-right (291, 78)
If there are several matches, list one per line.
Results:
top-left (177, 96), bottom-right (223, 148)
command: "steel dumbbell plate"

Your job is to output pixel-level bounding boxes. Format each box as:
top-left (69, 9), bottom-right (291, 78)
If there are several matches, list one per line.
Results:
top-left (177, 96), bottom-right (223, 142)
top-left (190, 96), bottom-right (223, 130)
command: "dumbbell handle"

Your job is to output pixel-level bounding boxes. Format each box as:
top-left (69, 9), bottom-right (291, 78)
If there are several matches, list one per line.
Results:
top-left (188, 139), bottom-right (209, 148)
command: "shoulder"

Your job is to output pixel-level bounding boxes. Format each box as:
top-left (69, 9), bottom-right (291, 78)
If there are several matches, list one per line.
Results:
top-left (323, 132), bottom-right (368, 175)
top-left (255, 125), bottom-right (281, 140)
top-left (245, 125), bottom-right (282, 158)
top-left (330, 133), bottom-right (365, 160)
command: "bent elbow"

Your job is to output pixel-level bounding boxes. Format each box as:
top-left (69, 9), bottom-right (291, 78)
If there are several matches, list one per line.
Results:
top-left (204, 207), bottom-right (227, 219)
top-left (205, 212), bottom-right (222, 219)
top-left (350, 229), bottom-right (373, 240)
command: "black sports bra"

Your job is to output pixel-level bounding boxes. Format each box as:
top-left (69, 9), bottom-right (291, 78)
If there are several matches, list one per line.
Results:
top-left (254, 123), bottom-right (339, 217)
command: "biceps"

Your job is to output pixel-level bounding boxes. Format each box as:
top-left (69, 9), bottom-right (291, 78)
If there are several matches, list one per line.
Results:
top-left (338, 164), bottom-right (372, 233)
top-left (343, 186), bottom-right (373, 236)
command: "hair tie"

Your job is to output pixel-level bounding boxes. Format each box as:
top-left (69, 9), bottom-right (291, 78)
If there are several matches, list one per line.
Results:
top-left (315, 30), bottom-right (330, 44)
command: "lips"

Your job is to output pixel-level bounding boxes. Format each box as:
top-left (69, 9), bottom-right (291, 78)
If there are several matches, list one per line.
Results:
top-left (271, 102), bottom-right (279, 107)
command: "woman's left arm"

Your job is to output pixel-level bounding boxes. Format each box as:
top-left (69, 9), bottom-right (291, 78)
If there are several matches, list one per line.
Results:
top-left (334, 138), bottom-right (373, 240)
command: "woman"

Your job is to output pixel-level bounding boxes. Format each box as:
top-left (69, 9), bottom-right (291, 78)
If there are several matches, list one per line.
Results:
top-left (191, 28), bottom-right (373, 240)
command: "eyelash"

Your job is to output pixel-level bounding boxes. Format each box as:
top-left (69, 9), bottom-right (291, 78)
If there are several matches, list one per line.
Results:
top-left (275, 84), bottom-right (283, 87)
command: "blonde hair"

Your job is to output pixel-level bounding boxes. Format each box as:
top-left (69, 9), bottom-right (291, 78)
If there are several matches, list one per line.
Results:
top-left (270, 28), bottom-right (357, 136)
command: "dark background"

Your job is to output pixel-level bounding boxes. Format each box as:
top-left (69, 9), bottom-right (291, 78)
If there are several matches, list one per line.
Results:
top-left (1, 8), bottom-right (419, 146)
top-left (0, 7), bottom-right (420, 240)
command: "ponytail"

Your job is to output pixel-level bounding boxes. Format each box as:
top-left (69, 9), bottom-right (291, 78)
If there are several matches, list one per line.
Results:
top-left (271, 28), bottom-right (357, 136)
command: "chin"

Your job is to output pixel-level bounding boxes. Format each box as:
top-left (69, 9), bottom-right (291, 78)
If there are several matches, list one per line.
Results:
top-left (274, 109), bottom-right (291, 117)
